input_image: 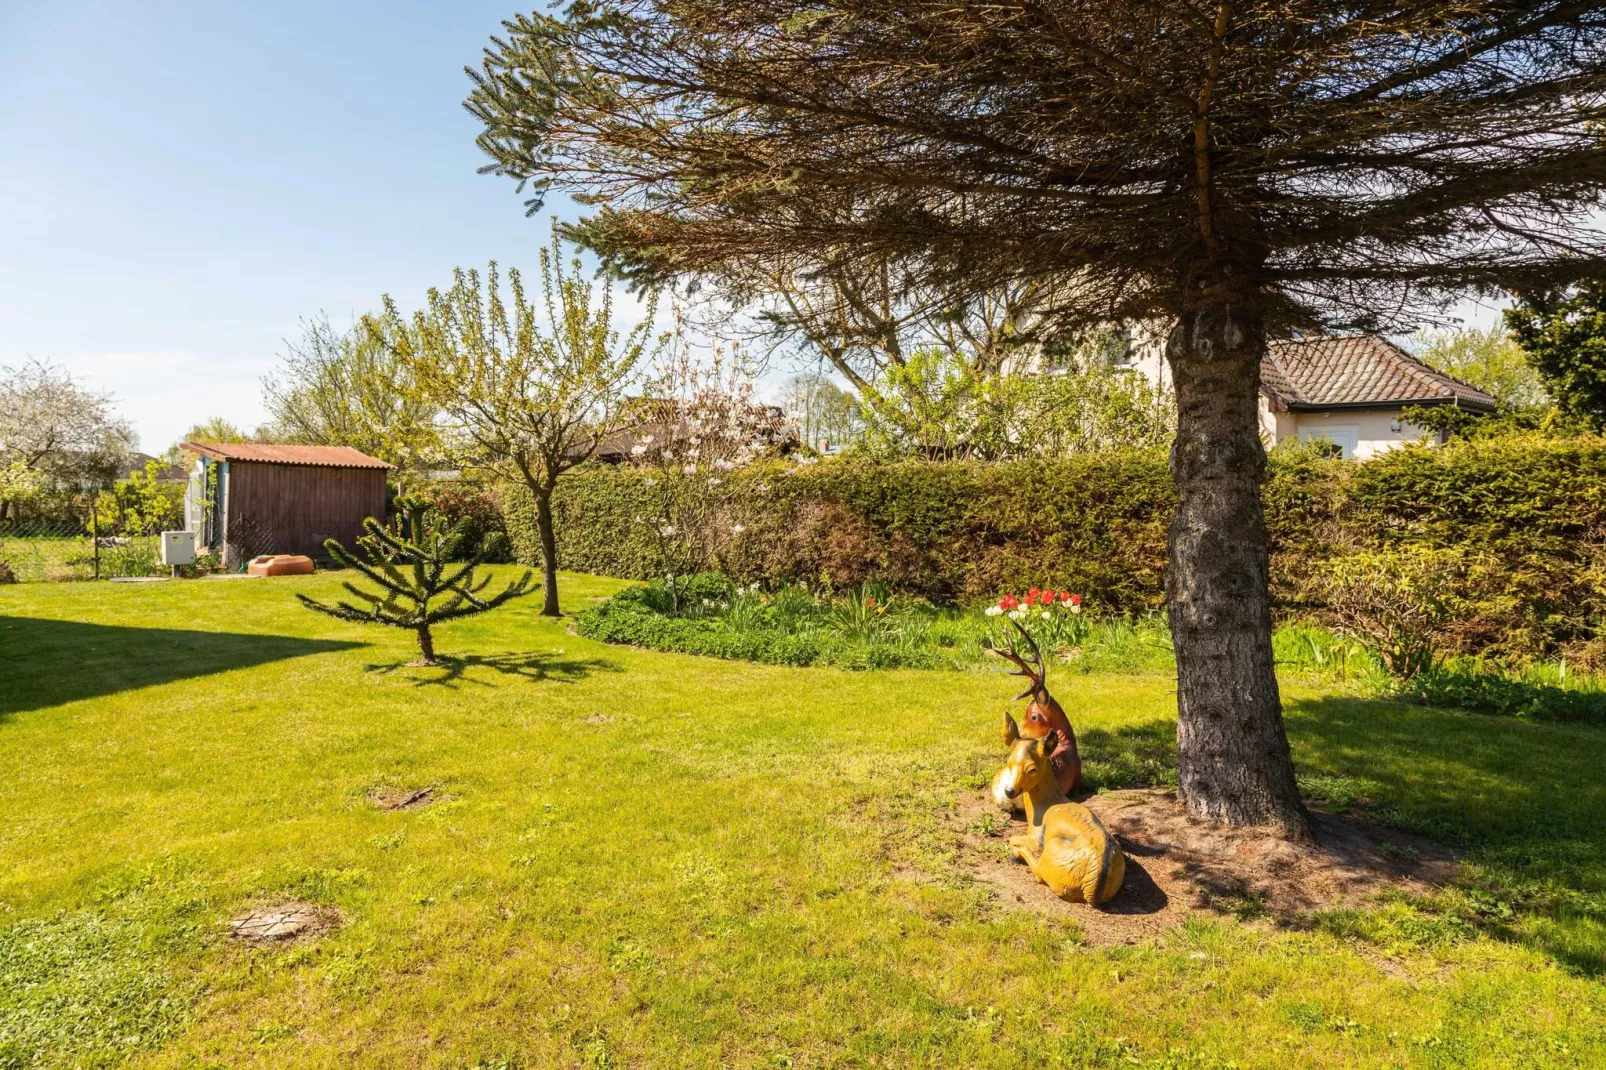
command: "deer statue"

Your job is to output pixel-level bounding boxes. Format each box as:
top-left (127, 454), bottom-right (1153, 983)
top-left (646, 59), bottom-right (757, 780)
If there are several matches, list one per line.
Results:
top-left (990, 621), bottom-right (1082, 808)
top-left (996, 723), bottom-right (1126, 906)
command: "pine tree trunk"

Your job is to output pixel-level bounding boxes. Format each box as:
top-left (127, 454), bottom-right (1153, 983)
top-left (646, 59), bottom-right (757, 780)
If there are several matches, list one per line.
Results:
top-left (1165, 300), bottom-right (1310, 839)
top-left (416, 623), bottom-right (438, 665)
top-left (534, 487), bottom-right (561, 617)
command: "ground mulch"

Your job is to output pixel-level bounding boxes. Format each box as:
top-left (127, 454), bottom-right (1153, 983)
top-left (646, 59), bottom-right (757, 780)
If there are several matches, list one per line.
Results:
top-left (958, 788), bottom-right (1458, 946)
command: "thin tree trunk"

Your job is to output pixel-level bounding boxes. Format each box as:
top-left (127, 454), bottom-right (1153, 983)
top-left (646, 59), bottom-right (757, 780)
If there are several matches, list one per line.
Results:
top-left (1165, 299), bottom-right (1310, 839)
top-left (417, 624), bottom-right (437, 665)
top-left (534, 487), bottom-right (561, 616)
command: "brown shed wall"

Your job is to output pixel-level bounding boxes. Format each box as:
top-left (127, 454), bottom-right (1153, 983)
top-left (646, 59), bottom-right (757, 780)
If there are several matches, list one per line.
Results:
top-left (225, 462), bottom-right (388, 558)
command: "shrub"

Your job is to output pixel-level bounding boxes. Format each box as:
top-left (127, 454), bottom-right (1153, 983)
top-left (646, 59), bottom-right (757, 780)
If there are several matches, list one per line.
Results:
top-left (519, 436), bottom-right (1606, 662)
top-left (411, 481), bottom-right (509, 562)
top-left (1393, 661), bottom-right (1606, 725)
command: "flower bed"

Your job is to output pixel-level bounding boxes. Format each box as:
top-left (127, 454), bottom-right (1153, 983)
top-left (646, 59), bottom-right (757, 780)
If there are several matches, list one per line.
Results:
top-left (574, 573), bottom-right (1175, 672)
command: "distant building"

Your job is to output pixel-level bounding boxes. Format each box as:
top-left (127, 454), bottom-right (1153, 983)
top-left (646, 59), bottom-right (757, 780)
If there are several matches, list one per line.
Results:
top-left (182, 442), bottom-right (391, 566)
top-left (116, 452), bottom-right (187, 483)
top-left (1120, 330), bottom-right (1496, 459)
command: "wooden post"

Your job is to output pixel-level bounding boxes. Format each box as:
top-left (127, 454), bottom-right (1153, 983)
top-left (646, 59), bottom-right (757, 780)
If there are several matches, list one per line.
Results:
top-left (91, 505), bottom-right (100, 581)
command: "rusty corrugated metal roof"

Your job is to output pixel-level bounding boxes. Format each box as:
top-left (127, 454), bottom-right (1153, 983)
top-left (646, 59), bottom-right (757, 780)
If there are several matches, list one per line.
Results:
top-left (182, 442), bottom-right (393, 468)
top-left (1263, 336), bottom-right (1497, 412)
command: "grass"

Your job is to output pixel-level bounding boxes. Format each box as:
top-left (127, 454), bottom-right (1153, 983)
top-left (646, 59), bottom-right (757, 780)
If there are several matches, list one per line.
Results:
top-left (0, 534), bottom-right (164, 582)
top-left (1, 572), bottom-right (1604, 1067)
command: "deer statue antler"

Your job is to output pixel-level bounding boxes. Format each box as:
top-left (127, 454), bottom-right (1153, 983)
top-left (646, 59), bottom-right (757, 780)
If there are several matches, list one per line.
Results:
top-left (988, 618), bottom-right (1082, 794)
top-left (992, 619), bottom-right (1048, 701)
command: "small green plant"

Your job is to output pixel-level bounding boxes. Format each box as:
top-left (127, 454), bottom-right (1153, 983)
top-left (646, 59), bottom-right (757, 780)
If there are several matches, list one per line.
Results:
top-left (297, 497), bottom-right (535, 665)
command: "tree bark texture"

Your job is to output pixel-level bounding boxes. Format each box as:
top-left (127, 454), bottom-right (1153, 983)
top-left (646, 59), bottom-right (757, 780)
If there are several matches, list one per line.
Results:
top-left (534, 488), bottom-right (561, 616)
top-left (1166, 301), bottom-right (1310, 839)
top-left (416, 624), bottom-right (438, 665)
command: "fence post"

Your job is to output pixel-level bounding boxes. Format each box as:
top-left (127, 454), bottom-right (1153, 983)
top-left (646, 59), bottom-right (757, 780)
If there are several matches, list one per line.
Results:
top-left (91, 506), bottom-right (100, 581)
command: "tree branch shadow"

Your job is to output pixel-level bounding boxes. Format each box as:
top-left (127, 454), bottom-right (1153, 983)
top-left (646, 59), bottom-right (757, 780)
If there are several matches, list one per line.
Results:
top-left (363, 650), bottom-right (621, 689)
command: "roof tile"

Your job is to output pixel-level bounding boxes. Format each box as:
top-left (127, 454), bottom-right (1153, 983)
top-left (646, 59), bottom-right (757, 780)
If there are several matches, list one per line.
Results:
top-left (1263, 336), bottom-right (1497, 412)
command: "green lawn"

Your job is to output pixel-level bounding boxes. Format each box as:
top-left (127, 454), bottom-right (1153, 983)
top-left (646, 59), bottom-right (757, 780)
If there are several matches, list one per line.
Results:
top-left (1, 572), bottom-right (1603, 1068)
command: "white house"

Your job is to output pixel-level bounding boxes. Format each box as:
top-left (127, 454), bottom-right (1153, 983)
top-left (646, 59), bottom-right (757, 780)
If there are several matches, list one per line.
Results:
top-left (1119, 331), bottom-right (1496, 459)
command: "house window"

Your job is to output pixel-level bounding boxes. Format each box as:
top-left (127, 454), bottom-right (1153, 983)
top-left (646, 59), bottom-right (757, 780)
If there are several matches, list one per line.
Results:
top-left (1104, 328), bottom-right (1135, 369)
top-left (1299, 425), bottom-right (1360, 459)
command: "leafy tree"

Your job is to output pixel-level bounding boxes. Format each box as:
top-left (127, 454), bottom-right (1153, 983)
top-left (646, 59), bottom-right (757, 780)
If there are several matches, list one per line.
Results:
top-left (93, 460), bottom-right (184, 535)
top-left (1506, 281), bottom-right (1606, 430)
top-left (1412, 326), bottom-right (1549, 410)
top-left (0, 359), bottom-right (135, 519)
top-left (780, 373), bottom-right (862, 453)
top-left (262, 314), bottom-right (441, 475)
top-left (298, 497), bottom-right (535, 665)
top-left (470, 1), bottom-right (1606, 836)
top-left (378, 223), bottom-right (664, 616)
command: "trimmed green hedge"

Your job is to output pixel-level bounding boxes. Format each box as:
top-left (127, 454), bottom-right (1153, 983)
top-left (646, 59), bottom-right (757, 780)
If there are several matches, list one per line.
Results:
top-left (503, 436), bottom-right (1606, 660)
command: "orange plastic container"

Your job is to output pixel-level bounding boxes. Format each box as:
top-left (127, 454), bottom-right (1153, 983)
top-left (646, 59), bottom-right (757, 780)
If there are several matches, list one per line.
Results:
top-left (247, 554), bottom-right (315, 577)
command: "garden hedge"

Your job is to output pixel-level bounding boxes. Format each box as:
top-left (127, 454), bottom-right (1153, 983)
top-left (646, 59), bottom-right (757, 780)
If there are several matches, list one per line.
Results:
top-left (501, 435), bottom-right (1606, 662)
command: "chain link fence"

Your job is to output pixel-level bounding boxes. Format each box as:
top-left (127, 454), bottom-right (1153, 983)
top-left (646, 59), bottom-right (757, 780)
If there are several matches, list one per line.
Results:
top-left (0, 517), bottom-right (175, 583)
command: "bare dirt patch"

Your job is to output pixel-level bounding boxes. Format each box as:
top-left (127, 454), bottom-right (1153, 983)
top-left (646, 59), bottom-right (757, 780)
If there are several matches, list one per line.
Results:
top-left (227, 901), bottom-right (339, 946)
top-left (369, 786), bottom-right (443, 811)
top-left (581, 713), bottom-right (614, 725)
top-left (958, 788), bottom-right (1456, 946)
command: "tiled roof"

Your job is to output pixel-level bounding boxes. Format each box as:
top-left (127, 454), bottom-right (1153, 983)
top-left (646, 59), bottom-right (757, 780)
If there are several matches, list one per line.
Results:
top-left (182, 442), bottom-right (393, 468)
top-left (1263, 336), bottom-right (1497, 412)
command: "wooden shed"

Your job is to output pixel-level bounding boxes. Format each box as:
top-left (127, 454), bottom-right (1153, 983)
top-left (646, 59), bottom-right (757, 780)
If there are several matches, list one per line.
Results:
top-left (182, 443), bottom-right (391, 566)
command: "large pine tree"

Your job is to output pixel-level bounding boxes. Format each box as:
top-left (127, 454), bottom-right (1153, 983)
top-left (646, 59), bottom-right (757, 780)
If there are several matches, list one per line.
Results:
top-left (466, 1), bottom-right (1606, 835)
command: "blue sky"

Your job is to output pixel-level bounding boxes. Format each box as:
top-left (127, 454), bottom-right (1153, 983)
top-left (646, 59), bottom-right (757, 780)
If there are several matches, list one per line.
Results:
top-left (0, 0), bottom-right (605, 452)
top-left (2, 2), bottom-right (1513, 454)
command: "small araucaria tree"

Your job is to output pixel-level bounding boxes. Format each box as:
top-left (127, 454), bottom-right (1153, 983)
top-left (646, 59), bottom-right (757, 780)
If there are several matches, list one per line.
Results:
top-left (468, 0), bottom-right (1606, 838)
top-left (379, 222), bottom-right (665, 616)
top-left (298, 498), bottom-right (535, 665)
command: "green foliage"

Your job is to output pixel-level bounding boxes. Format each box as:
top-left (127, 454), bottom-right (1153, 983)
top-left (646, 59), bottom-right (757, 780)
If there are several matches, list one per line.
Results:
top-left (1389, 659), bottom-right (1606, 724)
top-left (298, 497), bottom-right (535, 663)
top-left (1506, 281), bottom-right (1606, 430)
top-left (1316, 547), bottom-right (1479, 678)
top-left (515, 436), bottom-right (1606, 662)
top-left (0, 863), bottom-right (209, 1070)
top-left (262, 313), bottom-right (441, 472)
top-left (852, 347), bottom-right (1173, 461)
top-left (410, 480), bottom-right (509, 562)
top-left (93, 460), bottom-right (184, 535)
top-left (1411, 326), bottom-right (1549, 409)
top-left (576, 574), bottom-right (1177, 673)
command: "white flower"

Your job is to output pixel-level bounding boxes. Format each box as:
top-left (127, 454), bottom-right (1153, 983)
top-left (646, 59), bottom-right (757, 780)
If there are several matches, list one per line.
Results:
top-left (683, 463), bottom-right (698, 475)
top-left (1070, 604), bottom-right (1082, 614)
top-left (730, 523), bottom-right (746, 534)
top-left (707, 476), bottom-right (722, 487)
top-left (713, 459), bottom-right (735, 472)
top-left (630, 444), bottom-right (648, 457)
top-left (984, 605), bottom-right (1004, 617)
top-left (1041, 610), bottom-right (1052, 620)
top-left (1007, 609), bottom-right (1024, 621)
top-left (686, 448), bottom-right (700, 459)
top-left (662, 450), bottom-right (675, 461)
top-left (659, 524), bottom-right (677, 537)
top-left (643, 477), bottom-right (657, 488)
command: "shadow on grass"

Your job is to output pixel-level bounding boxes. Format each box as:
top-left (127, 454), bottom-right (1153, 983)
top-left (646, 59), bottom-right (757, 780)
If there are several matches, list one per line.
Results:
top-left (0, 615), bottom-right (364, 719)
top-left (1286, 693), bottom-right (1606, 976)
top-left (1067, 699), bottom-right (1606, 974)
top-left (1077, 720), bottom-right (1178, 792)
top-left (363, 650), bottom-right (621, 689)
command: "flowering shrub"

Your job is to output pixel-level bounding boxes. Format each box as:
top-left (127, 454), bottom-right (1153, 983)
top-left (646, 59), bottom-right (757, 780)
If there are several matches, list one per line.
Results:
top-left (411, 481), bottom-right (509, 561)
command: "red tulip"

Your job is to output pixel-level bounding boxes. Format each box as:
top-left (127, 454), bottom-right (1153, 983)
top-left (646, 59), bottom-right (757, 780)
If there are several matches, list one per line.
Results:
top-left (1071, 594), bottom-right (1082, 606)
